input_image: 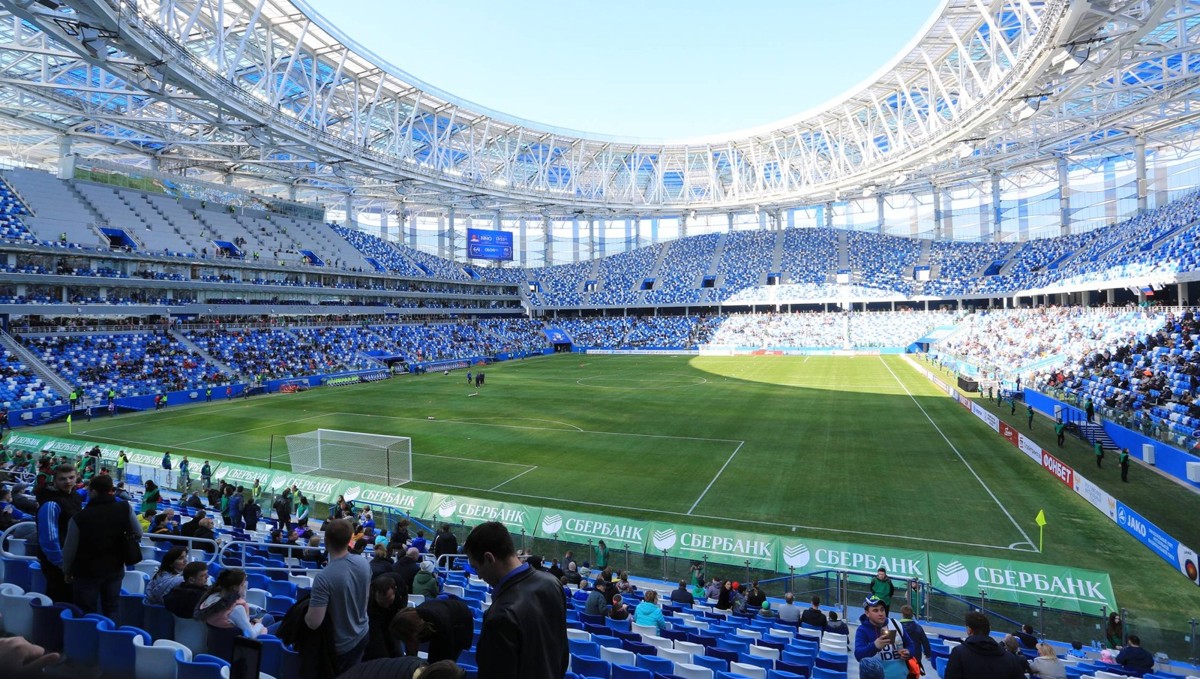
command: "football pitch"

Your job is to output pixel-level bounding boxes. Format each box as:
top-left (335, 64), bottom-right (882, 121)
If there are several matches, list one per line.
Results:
top-left (29, 353), bottom-right (1200, 628)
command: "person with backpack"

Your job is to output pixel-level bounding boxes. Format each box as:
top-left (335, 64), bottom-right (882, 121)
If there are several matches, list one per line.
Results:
top-left (855, 595), bottom-right (918, 679)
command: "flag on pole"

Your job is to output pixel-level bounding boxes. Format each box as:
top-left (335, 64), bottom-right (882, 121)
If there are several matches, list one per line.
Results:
top-left (67, 412), bottom-right (72, 434)
top-left (1035, 509), bottom-right (1047, 552)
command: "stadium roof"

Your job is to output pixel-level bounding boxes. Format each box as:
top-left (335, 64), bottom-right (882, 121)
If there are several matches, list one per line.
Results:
top-left (0, 0), bottom-right (1198, 217)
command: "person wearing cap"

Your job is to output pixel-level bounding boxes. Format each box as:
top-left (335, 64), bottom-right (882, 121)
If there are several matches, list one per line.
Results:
top-left (854, 595), bottom-right (917, 679)
top-left (412, 559), bottom-right (441, 598)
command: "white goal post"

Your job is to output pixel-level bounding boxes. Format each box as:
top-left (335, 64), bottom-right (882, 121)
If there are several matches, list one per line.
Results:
top-left (284, 429), bottom-right (412, 486)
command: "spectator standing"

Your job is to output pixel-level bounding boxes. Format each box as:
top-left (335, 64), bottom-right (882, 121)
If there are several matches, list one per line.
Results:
top-left (1106, 612), bottom-right (1124, 648)
top-left (1116, 635), bottom-right (1155, 674)
top-left (594, 540), bottom-right (609, 569)
top-left (1120, 448), bottom-right (1131, 482)
top-left (466, 521), bottom-right (568, 679)
top-left (364, 575), bottom-right (409, 660)
top-left (389, 598), bottom-right (474, 663)
top-left (305, 519), bottom-right (372, 674)
top-left (62, 474), bottom-right (141, 618)
top-left (1095, 441), bottom-right (1105, 468)
top-left (140, 480), bottom-right (161, 515)
top-left (394, 547), bottom-right (422, 589)
top-left (871, 568), bottom-right (895, 614)
top-left (900, 606), bottom-right (932, 667)
top-left (800, 595), bottom-right (827, 629)
top-left (854, 595), bottom-right (916, 678)
top-left (432, 524), bottom-right (458, 562)
top-left (35, 463), bottom-right (82, 603)
top-left (943, 611), bottom-right (1024, 679)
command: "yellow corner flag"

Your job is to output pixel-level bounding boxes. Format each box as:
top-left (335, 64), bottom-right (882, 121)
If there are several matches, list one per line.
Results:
top-left (1036, 509), bottom-right (1047, 552)
top-left (66, 412), bottom-right (72, 434)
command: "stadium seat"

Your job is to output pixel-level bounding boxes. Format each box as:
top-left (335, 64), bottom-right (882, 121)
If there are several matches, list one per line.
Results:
top-left (571, 654), bottom-right (611, 679)
top-left (30, 598), bottom-right (74, 652)
top-left (673, 663), bottom-right (715, 679)
top-left (174, 616), bottom-right (209, 655)
top-left (570, 639), bottom-right (601, 658)
top-left (659, 647), bottom-right (693, 665)
top-left (133, 637), bottom-right (192, 679)
top-left (636, 654), bottom-right (675, 675)
top-left (97, 624), bottom-right (152, 678)
top-left (176, 654), bottom-right (230, 679)
top-left (0, 588), bottom-right (47, 638)
top-left (610, 665), bottom-right (653, 679)
top-left (691, 654), bottom-right (728, 673)
top-left (730, 661), bottom-right (770, 679)
top-left (767, 670), bottom-right (805, 679)
top-left (60, 610), bottom-right (108, 670)
top-left (600, 647), bottom-right (637, 667)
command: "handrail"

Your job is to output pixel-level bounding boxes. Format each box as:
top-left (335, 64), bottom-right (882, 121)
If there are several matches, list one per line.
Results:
top-left (142, 532), bottom-right (220, 564)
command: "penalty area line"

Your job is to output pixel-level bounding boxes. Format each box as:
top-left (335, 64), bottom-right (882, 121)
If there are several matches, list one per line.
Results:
top-left (489, 465), bottom-right (539, 491)
top-left (687, 440), bottom-right (745, 515)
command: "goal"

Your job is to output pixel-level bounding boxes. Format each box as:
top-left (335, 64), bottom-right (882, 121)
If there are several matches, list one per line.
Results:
top-left (282, 429), bottom-right (412, 486)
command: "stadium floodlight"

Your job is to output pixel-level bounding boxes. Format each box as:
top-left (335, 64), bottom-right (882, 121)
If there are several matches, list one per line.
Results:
top-left (891, 172), bottom-right (907, 187)
top-left (1011, 98), bottom-right (1041, 122)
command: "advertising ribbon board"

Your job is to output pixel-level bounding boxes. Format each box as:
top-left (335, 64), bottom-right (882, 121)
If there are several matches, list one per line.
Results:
top-left (424, 493), bottom-right (540, 535)
top-left (646, 523), bottom-right (778, 569)
top-left (929, 551), bottom-right (1117, 612)
top-left (336, 482), bottom-right (431, 518)
top-left (535, 509), bottom-right (649, 550)
top-left (776, 537), bottom-right (927, 580)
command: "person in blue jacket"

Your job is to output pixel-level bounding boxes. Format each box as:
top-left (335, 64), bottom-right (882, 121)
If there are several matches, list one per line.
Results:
top-left (854, 595), bottom-right (918, 679)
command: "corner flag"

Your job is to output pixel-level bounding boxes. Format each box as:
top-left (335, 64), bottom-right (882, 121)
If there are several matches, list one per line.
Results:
top-left (67, 412), bottom-right (72, 434)
top-left (1035, 509), bottom-right (1047, 551)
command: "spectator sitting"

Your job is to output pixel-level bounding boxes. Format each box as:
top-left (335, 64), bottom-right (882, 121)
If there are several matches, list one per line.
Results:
top-left (800, 595), bottom-right (827, 629)
top-left (1068, 641), bottom-right (1088, 659)
top-left (825, 611), bottom-right (849, 635)
top-left (370, 543), bottom-right (395, 579)
top-left (1015, 623), bottom-right (1039, 649)
top-left (195, 569), bottom-right (271, 638)
top-left (614, 571), bottom-right (635, 594)
top-left (744, 580), bottom-right (766, 611)
top-left (1116, 635), bottom-right (1155, 674)
top-left (670, 580), bottom-right (694, 605)
top-left (608, 594), bottom-right (630, 621)
top-left (1030, 642), bottom-right (1066, 679)
top-left (302, 535), bottom-right (325, 564)
top-left (777, 592), bottom-right (801, 626)
top-left (715, 580), bottom-right (734, 610)
top-left (563, 562), bottom-right (582, 586)
top-left (584, 579), bottom-right (609, 617)
top-left (144, 546), bottom-right (188, 605)
top-left (633, 589), bottom-right (668, 632)
top-left (150, 508), bottom-right (177, 534)
top-left (411, 560), bottom-right (440, 598)
top-left (138, 509), bottom-right (156, 533)
top-left (163, 561), bottom-right (209, 618)
top-left (1003, 636), bottom-right (1033, 676)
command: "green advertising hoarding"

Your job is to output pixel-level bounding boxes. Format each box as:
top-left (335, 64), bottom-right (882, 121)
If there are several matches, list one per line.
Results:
top-left (647, 522), bottom-right (779, 569)
top-left (534, 509), bottom-right (649, 549)
top-left (775, 537), bottom-right (927, 579)
top-left (424, 492), bottom-right (540, 535)
top-left (928, 551), bottom-right (1117, 612)
top-left (336, 482), bottom-right (431, 518)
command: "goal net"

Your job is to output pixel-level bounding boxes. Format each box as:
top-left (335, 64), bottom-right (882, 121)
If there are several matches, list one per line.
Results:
top-left (284, 429), bottom-right (412, 486)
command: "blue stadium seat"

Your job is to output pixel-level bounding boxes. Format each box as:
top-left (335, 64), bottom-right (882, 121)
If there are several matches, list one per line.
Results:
top-left (571, 654), bottom-right (611, 679)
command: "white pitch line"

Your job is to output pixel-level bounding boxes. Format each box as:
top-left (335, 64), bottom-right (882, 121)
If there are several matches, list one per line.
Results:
top-left (337, 412), bottom-right (740, 444)
top-left (687, 440), bottom-right (745, 515)
top-left (489, 465), bottom-right (539, 491)
top-left (879, 356), bottom-right (1037, 551)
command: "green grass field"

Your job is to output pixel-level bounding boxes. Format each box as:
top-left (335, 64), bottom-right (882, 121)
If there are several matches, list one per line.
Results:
top-left (27, 353), bottom-right (1200, 645)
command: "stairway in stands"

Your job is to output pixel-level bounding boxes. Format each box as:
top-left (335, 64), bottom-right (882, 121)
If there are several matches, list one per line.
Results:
top-left (1077, 420), bottom-right (1119, 451)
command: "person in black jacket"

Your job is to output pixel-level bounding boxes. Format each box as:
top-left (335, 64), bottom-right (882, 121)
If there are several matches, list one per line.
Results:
top-left (944, 611), bottom-right (1025, 679)
top-left (394, 547), bottom-right (422, 589)
top-left (62, 474), bottom-right (142, 617)
top-left (390, 598), bottom-right (474, 663)
top-left (370, 545), bottom-right (395, 579)
top-left (432, 524), bottom-right (458, 563)
top-left (364, 574), bottom-right (409, 661)
top-left (466, 521), bottom-right (567, 679)
top-left (164, 562), bottom-right (210, 618)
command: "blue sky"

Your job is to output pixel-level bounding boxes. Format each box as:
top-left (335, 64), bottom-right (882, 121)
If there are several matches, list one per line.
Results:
top-left (303, 1), bottom-right (943, 140)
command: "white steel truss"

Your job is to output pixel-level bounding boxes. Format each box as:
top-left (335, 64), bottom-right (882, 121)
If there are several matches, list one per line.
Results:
top-left (0, 0), bottom-right (1197, 219)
